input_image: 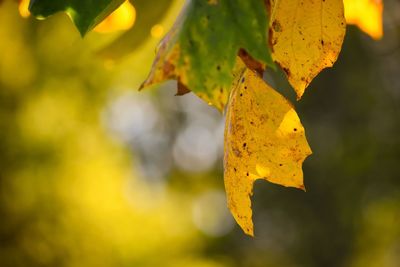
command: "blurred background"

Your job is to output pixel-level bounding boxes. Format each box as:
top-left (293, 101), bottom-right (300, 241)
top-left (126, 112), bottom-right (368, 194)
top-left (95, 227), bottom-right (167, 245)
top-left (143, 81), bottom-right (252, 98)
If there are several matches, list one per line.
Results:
top-left (0, 0), bottom-right (399, 266)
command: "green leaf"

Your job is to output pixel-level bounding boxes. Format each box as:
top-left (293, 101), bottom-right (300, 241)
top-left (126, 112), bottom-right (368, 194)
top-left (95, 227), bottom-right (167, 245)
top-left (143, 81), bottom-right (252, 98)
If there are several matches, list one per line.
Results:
top-left (29, 0), bottom-right (125, 36)
top-left (141, 0), bottom-right (274, 111)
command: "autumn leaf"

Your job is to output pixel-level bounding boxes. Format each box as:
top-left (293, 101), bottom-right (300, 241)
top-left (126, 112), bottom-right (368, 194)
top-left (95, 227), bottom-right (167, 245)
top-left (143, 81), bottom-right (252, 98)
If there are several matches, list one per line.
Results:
top-left (269, 0), bottom-right (346, 98)
top-left (224, 59), bottom-right (312, 236)
top-left (140, 0), bottom-right (273, 111)
top-left (344, 0), bottom-right (383, 40)
top-left (29, 0), bottom-right (125, 36)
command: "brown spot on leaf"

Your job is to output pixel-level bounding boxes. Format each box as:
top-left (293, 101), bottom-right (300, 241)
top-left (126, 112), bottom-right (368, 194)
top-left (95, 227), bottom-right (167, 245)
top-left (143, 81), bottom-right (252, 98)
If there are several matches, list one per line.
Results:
top-left (282, 67), bottom-right (290, 76)
top-left (272, 20), bottom-right (282, 32)
top-left (163, 61), bottom-right (175, 76)
top-left (238, 49), bottom-right (265, 76)
top-left (233, 147), bottom-right (242, 157)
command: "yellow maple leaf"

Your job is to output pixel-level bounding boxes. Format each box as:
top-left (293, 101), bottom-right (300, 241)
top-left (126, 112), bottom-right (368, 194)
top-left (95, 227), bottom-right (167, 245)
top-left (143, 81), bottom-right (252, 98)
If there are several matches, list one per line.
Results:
top-left (94, 0), bottom-right (136, 33)
top-left (344, 0), bottom-right (383, 40)
top-left (224, 61), bottom-right (312, 236)
top-left (269, 0), bottom-right (346, 98)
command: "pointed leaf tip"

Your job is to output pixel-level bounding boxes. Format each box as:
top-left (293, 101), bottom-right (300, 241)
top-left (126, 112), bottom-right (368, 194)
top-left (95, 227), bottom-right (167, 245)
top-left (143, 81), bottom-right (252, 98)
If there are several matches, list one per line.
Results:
top-left (224, 59), bottom-right (312, 235)
top-left (269, 0), bottom-right (346, 97)
top-left (29, 0), bottom-right (125, 36)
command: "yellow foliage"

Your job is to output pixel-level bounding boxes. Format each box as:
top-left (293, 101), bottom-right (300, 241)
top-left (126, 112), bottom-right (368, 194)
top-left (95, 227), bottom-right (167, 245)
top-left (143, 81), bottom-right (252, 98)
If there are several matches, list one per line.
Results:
top-left (224, 60), bottom-right (312, 236)
top-left (344, 0), bottom-right (383, 40)
top-left (18, 0), bottom-right (30, 18)
top-left (94, 0), bottom-right (136, 33)
top-left (270, 0), bottom-right (346, 98)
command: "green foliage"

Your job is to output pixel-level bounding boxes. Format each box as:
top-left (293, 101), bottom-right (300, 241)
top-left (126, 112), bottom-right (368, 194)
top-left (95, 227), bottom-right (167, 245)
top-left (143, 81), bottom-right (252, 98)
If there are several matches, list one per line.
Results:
top-left (23, 0), bottom-right (391, 238)
top-left (27, 0), bottom-right (275, 109)
top-left (1, 1), bottom-right (400, 266)
top-left (141, 0), bottom-right (274, 110)
top-left (29, 0), bottom-right (124, 36)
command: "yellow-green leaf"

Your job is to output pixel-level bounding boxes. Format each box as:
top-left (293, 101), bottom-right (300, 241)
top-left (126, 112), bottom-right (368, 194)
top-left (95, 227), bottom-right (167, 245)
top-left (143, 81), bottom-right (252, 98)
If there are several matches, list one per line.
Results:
top-left (141, 0), bottom-right (273, 111)
top-left (269, 0), bottom-right (346, 98)
top-left (224, 61), bottom-right (312, 236)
